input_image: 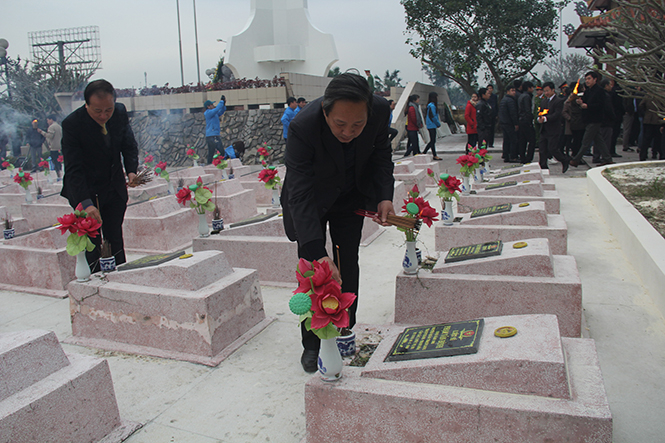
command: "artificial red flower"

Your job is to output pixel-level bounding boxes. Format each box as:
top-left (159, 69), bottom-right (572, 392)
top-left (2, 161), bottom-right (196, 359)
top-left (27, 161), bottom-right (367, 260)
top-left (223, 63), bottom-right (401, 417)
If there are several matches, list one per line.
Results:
top-left (57, 155), bottom-right (64, 163)
top-left (309, 280), bottom-right (356, 330)
top-left (261, 160), bottom-right (267, 166)
top-left (294, 258), bottom-right (334, 295)
top-left (155, 161), bottom-right (167, 171)
top-left (144, 154), bottom-right (154, 164)
top-left (258, 168), bottom-right (278, 183)
top-left (443, 176), bottom-right (462, 194)
top-left (478, 149), bottom-right (488, 157)
top-left (14, 171), bottom-right (32, 184)
top-left (401, 196), bottom-right (439, 227)
top-left (427, 168), bottom-right (434, 176)
top-left (456, 154), bottom-right (479, 167)
top-left (38, 160), bottom-right (49, 168)
top-left (187, 148), bottom-right (196, 156)
top-left (76, 217), bottom-right (102, 237)
top-left (176, 187), bottom-right (192, 205)
top-left (56, 213), bottom-right (79, 234)
top-left (2, 161), bottom-right (8, 168)
top-left (212, 157), bottom-right (221, 167)
top-left (196, 176), bottom-right (203, 186)
top-left (257, 147), bottom-right (269, 157)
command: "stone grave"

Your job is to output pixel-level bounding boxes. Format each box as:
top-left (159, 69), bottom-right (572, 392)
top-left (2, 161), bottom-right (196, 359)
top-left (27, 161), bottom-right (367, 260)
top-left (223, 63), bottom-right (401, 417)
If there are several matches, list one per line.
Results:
top-left (436, 201), bottom-right (568, 254)
top-left (408, 153), bottom-right (440, 187)
top-left (393, 160), bottom-right (427, 196)
top-left (205, 178), bottom-right (259, 224)
top-left (0, 183), bottom-right (62, 219)
top-left (0, 226), bottom-right (74, 298)
top-left (0, 205), bottom-right (29, 237)
top-left (459, 180), bottom-right (560, 214)
top-left (0, 330), bottom-right (141, 443)
top-left (304, 314), bottom-right (611, 443)
top-left (66, 250), bottom-right (273, 366)
top-left (394, 238), bottom-right (582, 337)
top-left (238, 165), bottom-right (286, 206)
top-left (127, 180), bottom-right (169, 203)
top-left (481, 167), bottom-right (556, 191)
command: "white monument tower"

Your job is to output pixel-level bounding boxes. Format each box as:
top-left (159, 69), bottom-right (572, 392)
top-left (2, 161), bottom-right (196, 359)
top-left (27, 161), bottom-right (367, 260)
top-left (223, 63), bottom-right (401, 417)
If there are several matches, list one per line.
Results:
top-left (225, 0), bottom-right (338, 79)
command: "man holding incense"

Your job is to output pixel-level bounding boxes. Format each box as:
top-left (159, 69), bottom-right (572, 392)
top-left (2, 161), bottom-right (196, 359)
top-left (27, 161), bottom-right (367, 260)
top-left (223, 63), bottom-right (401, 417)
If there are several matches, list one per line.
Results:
top-left (282, 73), bottom-right (395, 373)
top-left (61, 79), bottom-right (139, 272)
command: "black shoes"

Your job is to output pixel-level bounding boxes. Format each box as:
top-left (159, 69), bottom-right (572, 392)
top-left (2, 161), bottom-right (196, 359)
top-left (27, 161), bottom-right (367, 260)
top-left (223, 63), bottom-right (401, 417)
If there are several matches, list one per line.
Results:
top-left (562, 160), bottom-right (570, 174)
top-left (301, 349), bottom-right (318, 373)
top-left (623, 147), bottom-right (635, 152)
top-left (612, 153), bottom-right (623, 158)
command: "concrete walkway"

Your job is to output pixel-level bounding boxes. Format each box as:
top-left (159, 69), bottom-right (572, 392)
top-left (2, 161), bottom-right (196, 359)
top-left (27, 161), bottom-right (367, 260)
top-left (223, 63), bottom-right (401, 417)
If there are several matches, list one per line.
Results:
top-left (1, 134), bottom-right (663, 442)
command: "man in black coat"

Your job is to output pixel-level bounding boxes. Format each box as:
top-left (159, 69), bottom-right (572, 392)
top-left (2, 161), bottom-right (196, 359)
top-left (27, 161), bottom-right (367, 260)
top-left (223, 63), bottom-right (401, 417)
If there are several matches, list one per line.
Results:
top-left (537, 82), bottom-right (569, 173)
top-left (498, 86), bottom-right (519, 162)
top-left (476, 87), bottom-right (493, 148)
top-left (61, 79), bottom-right (139, 271)
top-left (517, 81), bottom-right (536, 164)
top-left (282, 73), bottom-right (395, 373)
top-left (570, 71), bottom-right (613, 167)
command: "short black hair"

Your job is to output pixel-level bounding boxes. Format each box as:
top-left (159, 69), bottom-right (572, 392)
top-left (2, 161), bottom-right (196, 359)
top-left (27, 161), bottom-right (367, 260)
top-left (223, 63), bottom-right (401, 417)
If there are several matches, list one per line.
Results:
top-left (233, 140), bottom-right (245, 154)
top-left (585, 71), bottom-right (600, 80)
top-left (321, 73), bottom-right (373, 115)
top-left (297, 97), bottom-right (306, 103)
top-left (387, 99), bottom-right (394, 105)
top-left (47, 114), bottom-right (58, 121)
top-left (513, 79), bottom-right (523, 89)
top-left (522, 81), bottom-right (534, 90)
top-left (542, 81), bottom-right (555, 90)
top-left (599, 78), bottom-right (611, 89)
top-left (286, 97), bottom-right (297, 105)
top-left (84, 79), bottom-right (116, 104)
top-left (487, 84), bottom-right (494, 89)
top-left (505, 86), bottom-right (515, 94)
top-left (478, 87), bottom-right (488, 98)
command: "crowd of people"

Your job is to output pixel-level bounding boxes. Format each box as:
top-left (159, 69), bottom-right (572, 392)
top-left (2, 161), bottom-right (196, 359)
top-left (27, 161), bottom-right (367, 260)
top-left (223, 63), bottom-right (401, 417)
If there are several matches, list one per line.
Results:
top-left (463, 71), bottom-right (665, 172)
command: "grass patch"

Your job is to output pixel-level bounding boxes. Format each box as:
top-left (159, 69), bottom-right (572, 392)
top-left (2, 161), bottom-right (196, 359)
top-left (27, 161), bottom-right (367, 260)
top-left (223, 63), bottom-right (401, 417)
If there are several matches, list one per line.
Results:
top-left (629, 177), bottom-right (665, 199)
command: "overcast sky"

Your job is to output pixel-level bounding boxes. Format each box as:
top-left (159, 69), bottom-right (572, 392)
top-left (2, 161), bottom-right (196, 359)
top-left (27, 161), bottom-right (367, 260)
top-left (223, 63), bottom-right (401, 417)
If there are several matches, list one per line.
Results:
top-left (2, 0), bottom-right (584, 90)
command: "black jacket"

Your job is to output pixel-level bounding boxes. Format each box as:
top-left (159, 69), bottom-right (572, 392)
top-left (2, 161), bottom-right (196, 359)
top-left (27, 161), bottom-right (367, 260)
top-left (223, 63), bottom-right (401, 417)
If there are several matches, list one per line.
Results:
top-left (476, 99), bottom-right (493, 132)
top-left (581, 84), bottom-right (606, 124)
top-left (517, 92), bottom-right (534, 127)
top-left (282, 96), bottom-right (394, 260)
top-left (60, 102), bottom-right (139, 210)
top-left (27, 128), bottom-right (45, 149)
top-left (498, 95), bottom-right (519, 126)
top-left (539, 94), bottom-right (564, 136)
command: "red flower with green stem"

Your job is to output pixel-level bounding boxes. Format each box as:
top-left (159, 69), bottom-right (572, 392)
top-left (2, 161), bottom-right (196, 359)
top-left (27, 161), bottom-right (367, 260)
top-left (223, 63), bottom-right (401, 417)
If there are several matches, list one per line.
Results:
top-left (186, 146), bottom-right (199, 160)
top-left (14, 170), bottom-right (33, 189)
top-left (56, 203), bottom-right (102, 256)
top-left (176, 176), bottom-right (214, 214)
top-left (143, 154), bottom-right (155, 167)
top-left (38, 160), bottom-right (50, 174)
top-left (212, 151), bottom-right (228, 170)
top-left (456, 154), bottom-right (479, 176)
top-left (154, 161), bottom-right (170, 181)
top-left (2, 158), bottom-right (15, 171)
top-left (398, 185), bottom-right (438, 241)
top-left (258, 166), bottom-right (281, 190)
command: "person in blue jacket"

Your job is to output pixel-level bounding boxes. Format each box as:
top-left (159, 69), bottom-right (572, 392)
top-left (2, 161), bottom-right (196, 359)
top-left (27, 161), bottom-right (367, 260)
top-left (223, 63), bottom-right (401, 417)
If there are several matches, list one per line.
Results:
top-left (424, 91), bottom-right (442, 160)
top-left (204, 96), bottom-right (226, 164)
top-left (223, 141), bottom-right (245, 160)
top-left (281, 97), bottom-right (298, 140)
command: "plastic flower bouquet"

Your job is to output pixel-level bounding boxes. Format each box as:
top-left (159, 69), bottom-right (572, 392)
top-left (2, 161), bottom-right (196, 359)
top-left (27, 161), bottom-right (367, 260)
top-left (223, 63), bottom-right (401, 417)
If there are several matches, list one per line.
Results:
top-left (399, 185), bottom-right (438, 241)
top-left (186, 146), bottom-right (200, 162)
top-left (456, 154), bottom-right (479, 177)
top-left (143, 154), bottom-right (155, 168)
top-left (257, 142), bottom-right (271, 166)
top-left (1, 158), bottom-right (15, 172)
top-left (427, 170), bottom-right (461, 201)
top-left (38, 159), bottom-right (51, 175)
top-left (288, 258), bottom-right (357, 339)
top-left (258, 166), bottom-right (281, 190)
top-left (56, 203), bottom-right (102, 256)
top-left (212, 151), bottom-right (228, 170)
top-left (175, 176), bottom-right (214, 214)
top-left (14, 169), bottom-right (33, 189)
top-left (154, 161), bottom-right (170, 181)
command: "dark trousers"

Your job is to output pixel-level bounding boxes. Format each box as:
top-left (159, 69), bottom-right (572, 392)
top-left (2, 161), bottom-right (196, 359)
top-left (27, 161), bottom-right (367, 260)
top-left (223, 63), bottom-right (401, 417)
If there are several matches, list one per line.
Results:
top-left (387, 127), bottom-right (398, 143)
top-left (500, 124), bottom-right (518, 161)
top-left (423, 128), bottom-right (438, 157)
top-left (477, 128), bottom-right (492, 148)
top-left (466, 133), bottom-right (478, 151)
top-left (82, 189), bottom-right (128, 273)
top-left (486, 124), bottom-right (495, 147)
top-left (206, 136), bottom-right (222, 164)
top-left (573, 123), bottom-right (610, 163)
top-left (49, 150), bottom-right (61, 176)
top-left (539, 132), bottom-right (567, 169)
top-left (300, 195), bottom-right (365, 352)
top-left (405, 130), bottom-right (420, 156)
top-left (640, 124), bottom-right (663, 161)
top-left (518, 124), bottom-right (536, 163)
top-left (570, 129), bottom-right (585, 157)
top-left (610, 122), bottom-right (621, 155)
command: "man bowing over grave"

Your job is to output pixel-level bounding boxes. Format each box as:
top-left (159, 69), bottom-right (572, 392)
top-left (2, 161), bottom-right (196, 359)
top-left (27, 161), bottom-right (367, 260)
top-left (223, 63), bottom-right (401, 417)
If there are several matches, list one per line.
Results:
top-left (61, 79), bottom-right (139, 272)
top-left (282, 73), bottom-right (396, 373)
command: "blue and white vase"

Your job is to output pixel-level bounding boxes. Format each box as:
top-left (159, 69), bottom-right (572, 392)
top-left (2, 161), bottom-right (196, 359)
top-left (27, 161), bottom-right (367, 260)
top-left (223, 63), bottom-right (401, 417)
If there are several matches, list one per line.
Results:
top-left (318, 337), bottom-right (343, 381)
top-left (212, 218), bottom-right (224, 231)
top-left (441, 199), bottom-right (454, 226)
top-left (3, 228), bottom-right (15, 240)
top-left (99, 256), bottom-right (116, 272)
top-left (402, 240), bottom-right (419, 274)
top-left (336, 330), bottom-right (356, 357)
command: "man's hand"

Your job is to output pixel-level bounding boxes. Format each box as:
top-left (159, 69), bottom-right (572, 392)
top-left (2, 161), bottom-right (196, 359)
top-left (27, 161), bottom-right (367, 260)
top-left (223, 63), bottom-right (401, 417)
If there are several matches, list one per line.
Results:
top-left (372, 200), bottom-right (395, 226)
top-left (318, 256), bottom-right (342, 286)
top-left (85, 205), bottom-right (103, 225)
top-left (127, 172), bottom-right (138, 187)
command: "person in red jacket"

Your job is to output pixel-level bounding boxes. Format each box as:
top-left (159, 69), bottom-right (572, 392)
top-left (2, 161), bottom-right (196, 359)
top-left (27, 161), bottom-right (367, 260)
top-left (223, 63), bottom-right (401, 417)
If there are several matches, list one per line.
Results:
top-left (404, 94), bottom-right (422, 157)
top-left (465, 92), bottom-right (479, 151)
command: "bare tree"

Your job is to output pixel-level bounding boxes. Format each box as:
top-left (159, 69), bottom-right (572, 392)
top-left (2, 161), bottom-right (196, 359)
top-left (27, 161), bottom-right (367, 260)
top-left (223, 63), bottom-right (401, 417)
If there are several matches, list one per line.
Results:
top-left (541, 53), bottom-right (591, 87)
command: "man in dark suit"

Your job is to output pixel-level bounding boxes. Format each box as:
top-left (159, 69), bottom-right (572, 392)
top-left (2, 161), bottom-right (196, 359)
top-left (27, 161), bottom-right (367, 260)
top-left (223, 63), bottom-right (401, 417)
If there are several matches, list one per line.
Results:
top-left (282, 73), bottom-right (395, 372)
top-left (537, 82), bottom-right (569, 173)
top-left (61, 79), bottom-right (139, 272)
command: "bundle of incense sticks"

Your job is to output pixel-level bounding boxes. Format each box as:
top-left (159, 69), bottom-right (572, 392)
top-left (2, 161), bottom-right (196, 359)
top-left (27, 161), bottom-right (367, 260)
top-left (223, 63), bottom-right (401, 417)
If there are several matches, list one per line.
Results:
top-left (129, 167), bottom-right (153, 187)
top-left (354, 209), bottom-right (422, 230)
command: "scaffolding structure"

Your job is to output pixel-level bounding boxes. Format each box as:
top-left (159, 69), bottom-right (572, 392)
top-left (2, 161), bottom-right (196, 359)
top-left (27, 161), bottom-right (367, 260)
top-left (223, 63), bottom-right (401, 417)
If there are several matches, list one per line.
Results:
top-left (28, 26), bottom-right (101, 76)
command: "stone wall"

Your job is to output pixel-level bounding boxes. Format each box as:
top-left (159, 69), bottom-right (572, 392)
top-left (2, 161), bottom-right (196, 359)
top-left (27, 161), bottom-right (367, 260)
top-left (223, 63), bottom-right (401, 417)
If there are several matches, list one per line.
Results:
top-left (129, 109), bottom-right (286, 167)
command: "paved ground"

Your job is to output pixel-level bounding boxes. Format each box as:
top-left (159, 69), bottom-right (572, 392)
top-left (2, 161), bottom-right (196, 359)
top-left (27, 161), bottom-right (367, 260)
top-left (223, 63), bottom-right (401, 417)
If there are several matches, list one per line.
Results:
top-left (1, 134), bottom-right (663, 442)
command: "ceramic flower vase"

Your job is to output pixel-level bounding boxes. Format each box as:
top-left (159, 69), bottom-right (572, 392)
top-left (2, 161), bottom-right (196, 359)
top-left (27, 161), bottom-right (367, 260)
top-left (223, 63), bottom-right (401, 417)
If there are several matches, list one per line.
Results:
top-left (212, 218), bottom-right (224, 231)
top-left (193, 159), bottom-right (199, 167)
top-left (47, 173), bottom-right (54, 184)
top-left (318, 337), bottom-right (343, 381)
top-left (336, 330), bottom-right (356, 357)
top-left (167, 181), bottom-right (175, 195)
top-left (24, 187), bottom-right (33, 204)
top-left (462, 175), bottom-right (471, 195)
top-left (271, 188), bottom-right (280, 208)
top-left (75, 251), bottom-right (91, 282)
top-left (3, 228), bottom-right (15, 240)
top-left (222, 169), bottom-right (229, 180)
top-left (402, 240), bottom-right (419, 274)
top-left (441, 199), bottom-right (454, 226)
top-left (198, 213), bottom-right (209, 237)
top-left (99, 256), bottom-right (116, 272)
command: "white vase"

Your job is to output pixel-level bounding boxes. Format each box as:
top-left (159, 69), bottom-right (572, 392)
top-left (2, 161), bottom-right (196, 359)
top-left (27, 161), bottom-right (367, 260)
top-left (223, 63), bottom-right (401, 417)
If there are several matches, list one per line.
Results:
top-left (167, 181), bottom-right (175, 195)
top-left (193, 159), bottom-right (199, 167)
top-left (318, 337), bottom-right (343, 381)
top-left (24, 187), bottom-right (33, 204)
top-left (47, 173), bottom-right (54, 184)
top-left (75, 251), bottom-right (91, 282)
top-left (271, 188), bottom-right (280, 208)
top-left (462, 175), bottom-right (471, 195)
top-left (441, 199), bottom-right (454, 226)
top-left (198, 212), bottom-right (209, 237)
top-left (222, 169), bottom-right (229, 180)
top-left (402, 240), bottom-right (419, 274)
